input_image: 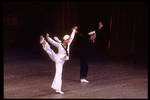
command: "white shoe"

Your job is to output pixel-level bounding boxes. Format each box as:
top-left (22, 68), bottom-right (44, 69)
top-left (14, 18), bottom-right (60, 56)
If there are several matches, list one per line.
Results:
top-left (56, 90), bottom-right (64, 94)
top-left (81, 79), bottom-right (89, 83)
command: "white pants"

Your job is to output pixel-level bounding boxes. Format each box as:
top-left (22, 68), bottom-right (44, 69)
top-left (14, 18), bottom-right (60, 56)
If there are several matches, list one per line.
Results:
top-left (41, 40), bottom-right (65, 91)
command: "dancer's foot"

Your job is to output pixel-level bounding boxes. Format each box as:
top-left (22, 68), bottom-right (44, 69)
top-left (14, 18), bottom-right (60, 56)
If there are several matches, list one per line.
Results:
top-left (56, 90), bottom-right (64, 94)
top-left (40, 35), bottom-right (44, 44)
top-left (46, 33), bottom-right (49, 38)
top-left (80, 79), bottom-right (89, 83)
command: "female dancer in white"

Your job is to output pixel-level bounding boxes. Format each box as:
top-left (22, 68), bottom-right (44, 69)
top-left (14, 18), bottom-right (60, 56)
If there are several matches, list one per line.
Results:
top-left (40, 26), bottom-right (77, 94)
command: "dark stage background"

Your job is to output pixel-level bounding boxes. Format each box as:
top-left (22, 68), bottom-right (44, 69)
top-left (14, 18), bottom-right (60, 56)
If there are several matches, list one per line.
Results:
top-left (2, 1), bottom-right (148, 60)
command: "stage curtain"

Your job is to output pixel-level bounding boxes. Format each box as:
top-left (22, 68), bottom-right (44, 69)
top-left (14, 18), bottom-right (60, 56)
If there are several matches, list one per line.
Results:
top-left (109, 2), bottom-right (136, 57)
top-left (12, 16), bottom-right (17, 26)
top-left (6, 18), bottom-right (11, 25)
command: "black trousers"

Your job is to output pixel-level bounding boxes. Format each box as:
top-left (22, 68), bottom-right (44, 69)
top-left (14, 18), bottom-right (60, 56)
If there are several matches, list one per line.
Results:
top-left (80, 55), bottom-right (88, 79)
top-left (73, 47), bottom-right (88, 79)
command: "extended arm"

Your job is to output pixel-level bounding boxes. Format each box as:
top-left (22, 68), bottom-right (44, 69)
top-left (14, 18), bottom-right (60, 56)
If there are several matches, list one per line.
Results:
top-left (46, 33), bottom-right (60, 48)
top-left (77, 32), bottom-right (86, 41)
top-left (68, 26), bottom-right (78, 44)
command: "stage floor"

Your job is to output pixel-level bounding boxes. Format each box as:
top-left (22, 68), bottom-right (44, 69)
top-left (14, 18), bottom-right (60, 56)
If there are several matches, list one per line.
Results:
top-left (3, 48), bottom-right (148, 99)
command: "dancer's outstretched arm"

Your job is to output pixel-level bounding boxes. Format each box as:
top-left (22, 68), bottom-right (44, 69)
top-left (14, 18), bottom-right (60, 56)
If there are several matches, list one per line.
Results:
top-left (46, 33), bottom-right (60, 48)
top-left (76, 32), bottom-right (86, 41)
top-left (69, 26), bottom-right (78, 45)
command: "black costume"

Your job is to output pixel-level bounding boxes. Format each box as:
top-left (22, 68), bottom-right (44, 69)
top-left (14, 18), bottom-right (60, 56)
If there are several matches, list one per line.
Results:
top-left (73, 32), bottom-right (95, 79)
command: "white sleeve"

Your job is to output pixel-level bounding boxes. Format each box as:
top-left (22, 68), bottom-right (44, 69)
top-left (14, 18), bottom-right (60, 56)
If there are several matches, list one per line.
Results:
top-left (54, 36), bottom-right (62, 43)
top-left (68, 29), bottom-right (76, 45)
top-left (47, 37), bottom-right (60, 48)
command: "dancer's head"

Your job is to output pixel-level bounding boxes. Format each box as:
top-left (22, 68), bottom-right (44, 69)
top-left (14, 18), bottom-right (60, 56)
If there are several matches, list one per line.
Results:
top-left (88, 31), bottom-right (96, 41)
top-left (62, 34), bottom-right (70, 44)
top-left (62, 26), bottom-right (77, 45)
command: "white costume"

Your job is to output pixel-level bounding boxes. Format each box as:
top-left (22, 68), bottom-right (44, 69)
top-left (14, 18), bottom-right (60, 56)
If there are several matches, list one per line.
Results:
top-left (40, 29), bottom-right (76, 93)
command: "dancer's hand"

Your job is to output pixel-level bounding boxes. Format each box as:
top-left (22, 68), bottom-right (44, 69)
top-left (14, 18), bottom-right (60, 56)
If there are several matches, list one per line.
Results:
top-left (72, 26), bottom-right (78, 33)
top-left (74, 26), bottom-right (78, 30)
top-left (98, 22), bottom-right (103, 29)
top-left (46, 33), bottom-right (49, 37)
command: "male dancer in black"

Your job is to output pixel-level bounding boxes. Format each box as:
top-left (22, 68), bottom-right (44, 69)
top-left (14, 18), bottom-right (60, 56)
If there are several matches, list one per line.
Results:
top-left (73, 30), bottom-right (96, 83)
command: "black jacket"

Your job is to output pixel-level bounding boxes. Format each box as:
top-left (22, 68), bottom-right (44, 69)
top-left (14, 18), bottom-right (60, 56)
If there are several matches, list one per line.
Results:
top-left (76, 32), bottom-right (95, 57)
